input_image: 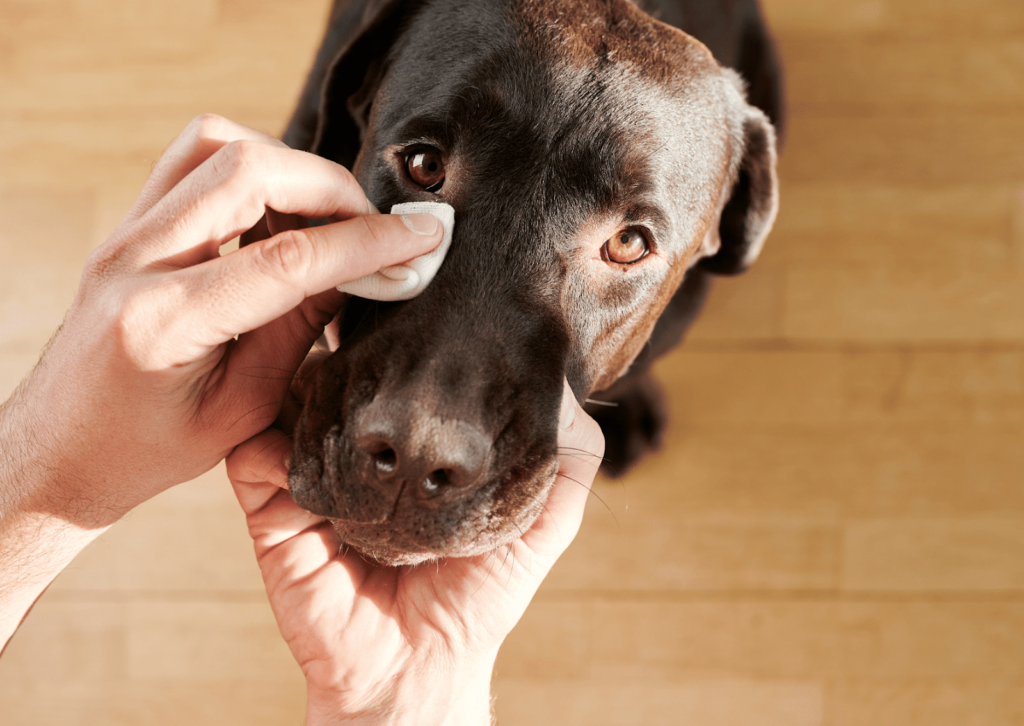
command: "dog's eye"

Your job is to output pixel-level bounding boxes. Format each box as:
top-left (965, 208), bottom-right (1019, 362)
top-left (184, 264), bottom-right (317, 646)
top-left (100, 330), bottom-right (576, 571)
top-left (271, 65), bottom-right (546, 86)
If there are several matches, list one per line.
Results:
top-left (603, 229), bottom-right (650, 265)
top-left (405, 150), bottom-right (446, 192)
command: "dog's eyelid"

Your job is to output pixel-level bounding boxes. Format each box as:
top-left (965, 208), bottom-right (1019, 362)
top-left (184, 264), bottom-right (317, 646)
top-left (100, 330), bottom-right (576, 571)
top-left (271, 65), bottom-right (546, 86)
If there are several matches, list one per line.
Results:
top-left (622, 202), bottom-right (668, 241)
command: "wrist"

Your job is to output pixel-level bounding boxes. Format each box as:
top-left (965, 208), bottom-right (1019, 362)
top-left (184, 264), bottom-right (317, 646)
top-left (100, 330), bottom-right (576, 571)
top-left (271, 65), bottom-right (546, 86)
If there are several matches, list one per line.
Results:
top-left (304, 650), bottom-right (498, 726)
top-left (0, 375), bottom-right (113, 651)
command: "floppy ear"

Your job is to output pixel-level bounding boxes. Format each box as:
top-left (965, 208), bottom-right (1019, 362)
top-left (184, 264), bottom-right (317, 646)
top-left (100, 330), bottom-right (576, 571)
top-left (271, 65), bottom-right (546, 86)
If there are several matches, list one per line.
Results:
top-left (282, 0), bottom-right (413, 166)
top-left (698, 105), bottom-right (779, 276)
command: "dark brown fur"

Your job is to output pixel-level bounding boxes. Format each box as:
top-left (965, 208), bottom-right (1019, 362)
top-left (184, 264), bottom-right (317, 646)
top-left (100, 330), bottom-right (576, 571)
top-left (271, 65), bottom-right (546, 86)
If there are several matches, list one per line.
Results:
top-left (283, 0), bottom-right (783, 564)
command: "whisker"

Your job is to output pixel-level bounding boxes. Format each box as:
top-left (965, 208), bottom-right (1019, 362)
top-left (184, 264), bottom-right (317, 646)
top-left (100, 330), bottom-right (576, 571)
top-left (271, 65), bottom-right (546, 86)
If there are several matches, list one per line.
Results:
top-left (556, 447), bottom-right (609, 468)
top-left (560, 473), bottom-right (619, 527)
top-left (584, 398), bottom-right (619, 408)
top-left (227, 400), bottom-right (279, 431)
top-left (471, 545), bottom-right (500, 597)
top-left (234, 365), bottom-right (322, 382)
top-left (506, 544), bottom-right (516, 587)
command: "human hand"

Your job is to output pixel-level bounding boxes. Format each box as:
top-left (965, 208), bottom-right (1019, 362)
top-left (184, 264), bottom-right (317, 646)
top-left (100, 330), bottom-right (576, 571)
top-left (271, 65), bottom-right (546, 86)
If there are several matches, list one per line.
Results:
top-left (0, 114), bottom-right (442, 650)
top-left (2, 114), bottom-right (443, 525)
top-left (226, 380), bottom-right (605, 726)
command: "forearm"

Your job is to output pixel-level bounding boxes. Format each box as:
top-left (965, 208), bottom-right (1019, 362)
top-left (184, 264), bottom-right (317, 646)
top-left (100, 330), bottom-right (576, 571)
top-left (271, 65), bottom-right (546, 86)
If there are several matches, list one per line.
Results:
top-left (0, 510), bottom-right (108, 652)
top-left (305, 654), bottom-right (497, 726)
top-left (0, 382), bottom-right (110, 653)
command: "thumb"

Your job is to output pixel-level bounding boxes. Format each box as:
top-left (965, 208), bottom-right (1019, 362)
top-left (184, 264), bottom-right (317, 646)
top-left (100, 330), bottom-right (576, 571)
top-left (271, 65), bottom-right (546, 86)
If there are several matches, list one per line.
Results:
top-left (519, 379), bottom-right (605, 560)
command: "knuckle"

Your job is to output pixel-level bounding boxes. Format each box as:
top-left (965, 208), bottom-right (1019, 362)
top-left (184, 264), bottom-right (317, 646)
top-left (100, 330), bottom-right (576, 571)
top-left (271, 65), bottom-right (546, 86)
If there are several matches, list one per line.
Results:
top-left (295, 296), bottom-right (338, 342)
top-left (254, 229), bottom-right (317, 283)
top-left (186, 113), bottom-right (231, 142)
top-left (212, 139), bottom-right (265, 183)
top-left (80, 223), bottom-right (143, 290)
top-left (354, 214), bottom-right (385, 251)
top-left (82, 242), bottom-right (122, 284)
top-left (112, 293), bottom-right (156, 368)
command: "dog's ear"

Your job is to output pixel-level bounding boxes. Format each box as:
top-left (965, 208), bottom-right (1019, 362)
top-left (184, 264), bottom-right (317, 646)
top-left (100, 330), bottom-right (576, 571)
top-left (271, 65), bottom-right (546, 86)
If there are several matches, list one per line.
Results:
top-left (282, 0), bottom-right (413, 166)
top-left (698, 100), bottom-right (779, 276)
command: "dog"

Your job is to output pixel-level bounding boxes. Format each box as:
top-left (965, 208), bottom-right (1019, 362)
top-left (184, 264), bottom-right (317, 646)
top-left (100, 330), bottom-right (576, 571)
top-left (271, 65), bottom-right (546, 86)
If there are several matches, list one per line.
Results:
top-left (281, 0), bottom-right (783, 565)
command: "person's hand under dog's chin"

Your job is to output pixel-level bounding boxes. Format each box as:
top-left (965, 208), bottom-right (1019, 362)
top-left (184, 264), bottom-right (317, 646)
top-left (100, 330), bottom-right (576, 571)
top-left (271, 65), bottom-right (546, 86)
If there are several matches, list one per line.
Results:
top-left (226, 378), bottom-right (604, 726)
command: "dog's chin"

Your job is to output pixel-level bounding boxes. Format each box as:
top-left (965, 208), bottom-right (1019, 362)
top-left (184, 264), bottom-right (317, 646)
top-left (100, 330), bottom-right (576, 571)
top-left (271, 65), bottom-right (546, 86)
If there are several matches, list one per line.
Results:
top-left (323, 459), bottom-right (560, 567)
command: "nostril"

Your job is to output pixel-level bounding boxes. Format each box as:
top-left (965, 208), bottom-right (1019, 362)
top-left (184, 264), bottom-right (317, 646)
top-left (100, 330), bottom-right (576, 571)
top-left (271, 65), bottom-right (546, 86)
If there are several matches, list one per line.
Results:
top-left (373, 448), bottom-right (397, 474)
top-left (418, 469), bottom-right (452, 498)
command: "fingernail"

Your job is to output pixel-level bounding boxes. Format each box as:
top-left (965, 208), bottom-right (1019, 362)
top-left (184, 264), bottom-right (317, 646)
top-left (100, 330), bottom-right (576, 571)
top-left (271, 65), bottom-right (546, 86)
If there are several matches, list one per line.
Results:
top-left (366, 198), bottom-right (380, 215)
top-left (401, 213), bottom-right (439, 235)
top-left (283, 454), bottom-right (292, 471)
top-left (558, 379), bottom-right (578, 430)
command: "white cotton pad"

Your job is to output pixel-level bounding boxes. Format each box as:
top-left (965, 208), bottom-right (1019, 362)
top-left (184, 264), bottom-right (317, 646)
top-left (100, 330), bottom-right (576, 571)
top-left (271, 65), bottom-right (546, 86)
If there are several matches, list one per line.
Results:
top-left (336, 202), bottom-right (455, 301)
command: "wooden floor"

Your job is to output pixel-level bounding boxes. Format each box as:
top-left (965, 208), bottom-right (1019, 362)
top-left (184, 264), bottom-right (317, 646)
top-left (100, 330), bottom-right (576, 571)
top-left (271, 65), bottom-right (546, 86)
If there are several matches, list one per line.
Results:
top-left (1, 0), bottom-right (1022, 723)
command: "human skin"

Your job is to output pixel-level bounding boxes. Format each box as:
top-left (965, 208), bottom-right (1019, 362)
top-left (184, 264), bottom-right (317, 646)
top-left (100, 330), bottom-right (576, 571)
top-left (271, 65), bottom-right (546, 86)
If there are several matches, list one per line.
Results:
top-left (0, 114), bottom-right (605, 723)
top-left (0, 113), bottom-right (443, 648)
top-left (228, 380), bottom-right (604, 725)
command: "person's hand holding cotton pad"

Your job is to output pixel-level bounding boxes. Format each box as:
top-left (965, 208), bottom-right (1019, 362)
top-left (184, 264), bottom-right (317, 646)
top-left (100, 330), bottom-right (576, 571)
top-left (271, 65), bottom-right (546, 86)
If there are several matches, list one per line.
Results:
top-left (336, 202), bottom-right (455, 301)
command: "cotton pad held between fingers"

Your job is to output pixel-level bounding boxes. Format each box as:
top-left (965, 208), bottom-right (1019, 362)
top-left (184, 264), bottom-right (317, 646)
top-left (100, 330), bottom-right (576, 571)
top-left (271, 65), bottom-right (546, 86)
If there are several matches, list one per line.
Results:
top-left (336, 202), bottom-right (455, 301)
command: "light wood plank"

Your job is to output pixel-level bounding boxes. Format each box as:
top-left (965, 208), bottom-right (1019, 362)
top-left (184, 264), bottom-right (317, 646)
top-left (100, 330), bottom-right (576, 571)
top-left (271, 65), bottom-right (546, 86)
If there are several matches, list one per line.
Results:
top-left (0, 680), bottom-right (306, 726)
top-left (843, 518), bottom-right (1024, 592)
top-left (501, 600), bottom-right (1024, 680)
top-left (0, 601), bottom-right (129, 684)
top-left (0, 189), bottom-right (94, 353)
top-left (767, 184), bottom-right (1017, 268)
top-left (782, 264), bottom-right (1024, 342)
top-left (782, 37), bottom-right (1024, 113)
top-left (125, 601), bottom-right (297, 681)
top-left (493, 678), bottom-right (824, 726)
top-left (825, 681), bottom-right (1024, 726)
top-left (763, 0), bottom-right (1024, 34)
top-left (656, 349), bottom-right (1024, 428)
top-left (640, 428), bottom-right (1024, 519)
top-left (780, 116), bottom-right (1024, 186)
top-left (550, 506), bottom-right (840, 592)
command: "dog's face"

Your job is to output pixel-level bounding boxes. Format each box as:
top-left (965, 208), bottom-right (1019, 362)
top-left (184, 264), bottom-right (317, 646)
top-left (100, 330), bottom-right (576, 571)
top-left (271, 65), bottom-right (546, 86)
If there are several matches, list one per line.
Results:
top-left (288, 0), bottom-right (777, 564)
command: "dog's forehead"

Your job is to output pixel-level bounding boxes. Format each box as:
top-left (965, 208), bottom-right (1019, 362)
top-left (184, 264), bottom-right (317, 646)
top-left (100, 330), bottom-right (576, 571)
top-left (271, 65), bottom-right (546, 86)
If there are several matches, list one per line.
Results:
top-left (380, 0), bottom-right (737, 250)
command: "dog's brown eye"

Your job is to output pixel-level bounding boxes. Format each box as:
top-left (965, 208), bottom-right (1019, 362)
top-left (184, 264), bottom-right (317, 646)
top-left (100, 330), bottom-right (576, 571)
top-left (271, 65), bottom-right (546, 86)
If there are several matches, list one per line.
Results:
top-left (603, 230), bottom-right (650, 265)
top-left (406, 150), bottom-right (445, 191)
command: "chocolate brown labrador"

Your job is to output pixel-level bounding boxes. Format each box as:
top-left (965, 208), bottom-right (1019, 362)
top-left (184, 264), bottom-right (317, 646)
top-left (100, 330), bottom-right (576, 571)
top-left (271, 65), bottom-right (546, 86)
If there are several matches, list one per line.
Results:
top-left (282, 0), bottom-right (783, 565)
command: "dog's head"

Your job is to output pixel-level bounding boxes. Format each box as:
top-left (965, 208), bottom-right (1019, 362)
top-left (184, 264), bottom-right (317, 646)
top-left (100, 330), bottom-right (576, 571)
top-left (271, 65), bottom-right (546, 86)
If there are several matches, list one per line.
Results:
top-left (287, 0), bottom-right (778, 564)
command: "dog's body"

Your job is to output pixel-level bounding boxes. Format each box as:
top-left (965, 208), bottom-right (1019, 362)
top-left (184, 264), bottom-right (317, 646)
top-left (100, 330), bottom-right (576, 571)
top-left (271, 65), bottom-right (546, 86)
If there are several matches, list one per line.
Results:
top-left (284, 0), bottom-right (783, 564)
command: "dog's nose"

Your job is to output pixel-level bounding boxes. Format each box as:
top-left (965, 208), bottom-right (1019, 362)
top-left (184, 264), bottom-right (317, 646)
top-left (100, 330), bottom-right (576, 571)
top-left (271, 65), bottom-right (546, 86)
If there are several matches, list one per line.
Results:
top-left (352, 403), bottom-right (491, 502)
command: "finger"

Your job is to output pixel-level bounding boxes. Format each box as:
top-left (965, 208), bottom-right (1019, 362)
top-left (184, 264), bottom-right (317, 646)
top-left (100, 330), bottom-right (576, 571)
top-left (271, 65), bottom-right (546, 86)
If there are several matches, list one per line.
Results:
top-left (217, 289), bottom-right (343, 433)
top-left (126, 114), bottom-right (287, 224)
top-left (133, 140), bottom-right (376, 265)
top-left (227, 429), bottom-right (341, 568)
top-left (154, 213), bottom-right (441, 366)
top-left (226, 428), bottom-right (293, 516)
top-left (519, 380), bottom-right (605, 560)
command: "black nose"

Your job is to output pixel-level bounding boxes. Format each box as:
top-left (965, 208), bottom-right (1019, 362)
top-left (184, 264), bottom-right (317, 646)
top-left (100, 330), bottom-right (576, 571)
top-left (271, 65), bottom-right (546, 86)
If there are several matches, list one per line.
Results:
top-left (352, 400), bottom-right (491, 503)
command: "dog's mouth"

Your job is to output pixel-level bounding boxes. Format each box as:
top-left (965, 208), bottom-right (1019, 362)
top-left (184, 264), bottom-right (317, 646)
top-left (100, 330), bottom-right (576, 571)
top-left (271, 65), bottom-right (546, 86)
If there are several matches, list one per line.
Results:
top-left (285, 295), bottom-right (568, 566)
